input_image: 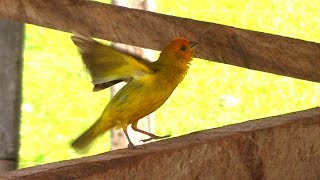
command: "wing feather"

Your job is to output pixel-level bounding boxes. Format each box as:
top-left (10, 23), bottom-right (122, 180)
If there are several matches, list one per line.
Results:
top-left (71, 35), bottom-right (154, 91)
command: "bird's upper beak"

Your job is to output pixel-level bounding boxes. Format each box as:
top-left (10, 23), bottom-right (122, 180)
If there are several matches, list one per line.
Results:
top-left (190, 42), bottom-right (198, 49)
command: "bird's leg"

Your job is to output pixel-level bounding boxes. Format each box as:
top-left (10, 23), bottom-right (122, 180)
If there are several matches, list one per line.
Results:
top-left (131, 122), bottom-right (170, 143)
top-left (122, 127), bottom-right (136, 149)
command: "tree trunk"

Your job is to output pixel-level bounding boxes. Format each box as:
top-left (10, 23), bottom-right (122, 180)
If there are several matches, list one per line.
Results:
top-left (0, 20), bottom-right (24, 172)
top-left (110, 0), bottom-right (156, 150)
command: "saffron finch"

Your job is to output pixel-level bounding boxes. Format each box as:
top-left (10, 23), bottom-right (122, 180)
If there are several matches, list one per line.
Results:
top-left (71, 35), bottom-right (197, 149)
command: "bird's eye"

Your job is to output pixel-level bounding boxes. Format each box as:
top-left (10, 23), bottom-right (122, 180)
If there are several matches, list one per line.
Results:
top-left (180, 45), bottom-right (187, 51)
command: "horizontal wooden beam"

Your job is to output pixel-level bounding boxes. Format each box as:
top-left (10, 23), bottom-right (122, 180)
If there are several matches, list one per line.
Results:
top-left (1, 0), bottom-right (320, 82)
top-left (1, 108), bottom-right (320, 179)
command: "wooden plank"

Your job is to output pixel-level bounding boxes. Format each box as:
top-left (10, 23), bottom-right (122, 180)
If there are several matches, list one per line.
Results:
top-left (0, 20), bottom-right (24, 172)
top-left (0, 1), bottom-right (320, 83)
top-left (1, 107), bottom-right (319, 179)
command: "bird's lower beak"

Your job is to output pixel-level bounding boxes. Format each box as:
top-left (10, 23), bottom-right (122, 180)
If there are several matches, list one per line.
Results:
top-left (190, 42), bottom-right (198, 49)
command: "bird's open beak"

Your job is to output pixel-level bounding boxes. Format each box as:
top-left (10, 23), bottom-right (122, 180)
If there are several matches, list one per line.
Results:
top-left (190, 42), bottom-right (198, 49)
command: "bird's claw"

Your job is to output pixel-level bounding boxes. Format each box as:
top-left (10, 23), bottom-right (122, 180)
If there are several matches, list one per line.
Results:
top-left (140, 134), bottom-right (171, 143)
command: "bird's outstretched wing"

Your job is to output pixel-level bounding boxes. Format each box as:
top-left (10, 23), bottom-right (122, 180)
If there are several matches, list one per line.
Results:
top-left (71, 34), bottom-right (154, 91)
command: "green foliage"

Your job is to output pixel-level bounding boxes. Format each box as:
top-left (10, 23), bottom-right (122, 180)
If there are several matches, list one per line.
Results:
top-left (19, 0), bottom-right (320, 168)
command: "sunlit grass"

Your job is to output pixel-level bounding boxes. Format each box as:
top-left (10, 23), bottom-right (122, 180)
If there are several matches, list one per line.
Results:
top-left (19, 0), bottom-right (320, 168)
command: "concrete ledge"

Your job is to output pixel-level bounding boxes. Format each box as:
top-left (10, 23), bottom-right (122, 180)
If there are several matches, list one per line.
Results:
top-left (1, 108), bottom-right (320, 179)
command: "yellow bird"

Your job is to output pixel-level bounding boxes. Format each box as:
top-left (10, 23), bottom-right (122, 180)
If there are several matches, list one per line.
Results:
top-left (71, 35), bottom-right (197, 149)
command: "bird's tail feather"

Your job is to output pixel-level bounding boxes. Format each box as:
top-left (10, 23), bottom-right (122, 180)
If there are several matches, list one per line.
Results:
top-left (71, 118), bottom-right (114, 152)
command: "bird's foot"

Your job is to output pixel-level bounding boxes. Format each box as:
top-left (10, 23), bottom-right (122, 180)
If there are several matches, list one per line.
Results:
top-left (140, 134), bottom-right (171, 143)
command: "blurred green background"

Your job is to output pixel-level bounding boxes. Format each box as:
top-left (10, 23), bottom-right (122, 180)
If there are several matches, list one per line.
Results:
top-left (19, 0), bottom-right (320, 168)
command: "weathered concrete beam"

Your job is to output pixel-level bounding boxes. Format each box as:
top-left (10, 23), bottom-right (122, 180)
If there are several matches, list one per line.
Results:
top-left (1, 108), bottom-right (319, 179)
top-left (0, 1), bottom-right (320, 82)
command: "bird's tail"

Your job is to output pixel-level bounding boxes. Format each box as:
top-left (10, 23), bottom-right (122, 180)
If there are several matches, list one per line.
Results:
top-left (71, 118), bottom-right (114, 151)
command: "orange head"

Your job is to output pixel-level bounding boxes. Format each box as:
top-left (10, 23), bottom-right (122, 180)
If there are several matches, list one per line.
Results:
top-left (159, 38), bottom-right (198, 66)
